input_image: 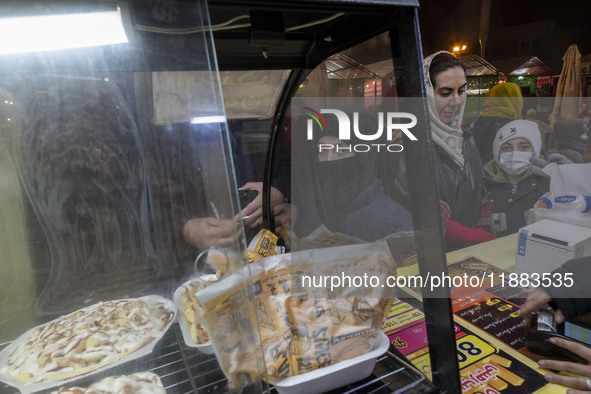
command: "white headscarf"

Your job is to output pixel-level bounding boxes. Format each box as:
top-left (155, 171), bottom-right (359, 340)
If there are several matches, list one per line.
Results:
top-left (424, 51), bottom-right (466, 168)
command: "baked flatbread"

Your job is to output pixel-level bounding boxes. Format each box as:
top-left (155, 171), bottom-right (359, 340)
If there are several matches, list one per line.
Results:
top-left (51, 372), bottom-right (165, 394)
top-left (0, 297), bottom-right (175, 384)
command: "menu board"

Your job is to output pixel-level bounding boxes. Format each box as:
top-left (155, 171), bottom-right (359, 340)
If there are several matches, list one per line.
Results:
top-left (383, 257), bottom-right (552, 393)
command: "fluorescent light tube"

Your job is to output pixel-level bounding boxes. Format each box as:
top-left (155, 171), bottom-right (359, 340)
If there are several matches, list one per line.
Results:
top-left (190, 116), bottom-right (227, 124)
top-left (0, 8), bottom-right (128, 55)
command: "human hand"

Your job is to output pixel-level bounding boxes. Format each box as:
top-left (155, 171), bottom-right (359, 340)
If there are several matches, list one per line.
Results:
top-left (529, 156), bottom-right (550, 177)
top-left (238, 182), bottom-right (284, 228)
top-left (538, 336), bottom-right (591, 392)
top-left (272, 203), bottom-right (297, 230)
top-left (182, 217), bottom-right (242, 250)
top-left (530, 153), bottom-right (574, 176)
top-left (547, 153), bottom-right (574, 165)
top-left (518, 287), bottom-right (565, 325)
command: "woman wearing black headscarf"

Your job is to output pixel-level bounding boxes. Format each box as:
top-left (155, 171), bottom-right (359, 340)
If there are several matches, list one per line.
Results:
top-left (294, 104), bottom-right (413, 242)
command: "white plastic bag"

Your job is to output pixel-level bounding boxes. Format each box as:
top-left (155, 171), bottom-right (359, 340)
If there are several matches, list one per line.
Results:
top-left (530, 163), bottom-right (591, 227)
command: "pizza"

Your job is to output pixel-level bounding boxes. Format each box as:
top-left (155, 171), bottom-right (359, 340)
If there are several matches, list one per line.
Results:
top-left (51, 372), bottom-right (165, 394)
top-left (0, 297), bottom-right (175, 384)
top-left (177, 280), bottom-right (210, 345)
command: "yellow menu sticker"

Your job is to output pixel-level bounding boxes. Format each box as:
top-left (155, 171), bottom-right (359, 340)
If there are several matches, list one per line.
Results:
top-left (456, 335), bottom-right (496, 369)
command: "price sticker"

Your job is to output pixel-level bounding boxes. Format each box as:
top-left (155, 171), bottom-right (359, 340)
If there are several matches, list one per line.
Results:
top-left (389, 302), bottom-right (413, 316)
top-left (411, 353), bottom-right (432, 380)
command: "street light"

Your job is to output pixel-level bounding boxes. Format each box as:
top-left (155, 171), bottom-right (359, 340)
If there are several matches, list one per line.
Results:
top-left (452, 44), bottom-right (467, 56)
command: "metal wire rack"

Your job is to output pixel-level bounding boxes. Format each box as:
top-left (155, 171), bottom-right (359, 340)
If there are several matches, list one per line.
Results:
top-left (0, 324), bottom-right (435, 394)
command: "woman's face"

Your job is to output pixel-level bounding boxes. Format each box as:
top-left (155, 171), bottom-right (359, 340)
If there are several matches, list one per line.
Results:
top-left (432, 66), bottom-right (467, 125)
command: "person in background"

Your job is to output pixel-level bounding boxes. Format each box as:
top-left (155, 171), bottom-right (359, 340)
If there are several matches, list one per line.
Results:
top-left (519, 256), bottom-right (591, 392)
top-left (554, 118), bottom-right (589, 163)
top-left (578, 101), bottom-right (590, 133)
top-left (293, 104), bottom-right (414, 242)
top-left (484, 120), bottom-right (550, 237)
top-left (468, 82), bottom-right (523, 164)
top-left (423, 51), bottom-right (495, 250)
top-left (525, 108), bottom-right (553, 154)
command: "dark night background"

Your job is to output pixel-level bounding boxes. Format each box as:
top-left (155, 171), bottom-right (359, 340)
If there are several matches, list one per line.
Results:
top-left (418, 0), bottom-right (591, 74)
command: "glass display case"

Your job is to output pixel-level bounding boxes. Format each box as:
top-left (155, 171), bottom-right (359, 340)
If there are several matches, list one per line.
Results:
top-left (0, 1), bottom-right (459, 393)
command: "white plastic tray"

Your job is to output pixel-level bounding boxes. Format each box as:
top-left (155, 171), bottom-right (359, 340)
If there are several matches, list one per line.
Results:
top-left (271, 331), bottom-right (389, 394)
top-left (173, 278), bottom-right (215, 354)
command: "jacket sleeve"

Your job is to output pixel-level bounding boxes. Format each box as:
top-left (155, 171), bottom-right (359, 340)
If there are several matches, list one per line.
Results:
top-left (546, 256), bottom-right (591, 321)
top-left (444, 219), bottom-right (495, 249)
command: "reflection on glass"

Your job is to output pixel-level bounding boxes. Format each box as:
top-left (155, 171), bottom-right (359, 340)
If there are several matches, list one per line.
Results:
top-left (0, 1), bottom-right (265, 392)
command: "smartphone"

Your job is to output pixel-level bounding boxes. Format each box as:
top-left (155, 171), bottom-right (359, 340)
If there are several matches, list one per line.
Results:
top-left (239, 190), bottom-right (258, 209)
top-left (525, 310), bottom-right (591, 362)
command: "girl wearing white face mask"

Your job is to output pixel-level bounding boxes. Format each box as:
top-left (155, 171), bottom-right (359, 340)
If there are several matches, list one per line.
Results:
top-left (485, 119), bottom-right (550, 237)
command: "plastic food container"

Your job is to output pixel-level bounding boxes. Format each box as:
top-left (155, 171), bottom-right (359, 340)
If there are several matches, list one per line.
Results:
top-left (271, 331), bottom-right (389, 394)
top-left (173, 277), bottom-right (216, 354)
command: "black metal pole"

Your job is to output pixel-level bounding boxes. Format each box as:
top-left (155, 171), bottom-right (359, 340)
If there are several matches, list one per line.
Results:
top-left (392, 7), bottom-right (462, 393)
top-left (262, 70), bottom-right (307, 231)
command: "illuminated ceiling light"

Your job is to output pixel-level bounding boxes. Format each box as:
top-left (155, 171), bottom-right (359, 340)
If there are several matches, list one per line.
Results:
top-left (0, 5), bottom-right (129, 55)
top-left (453, 46), bottom-right (460, 52)
top-left (461, 45), bottom-right (467, 51)
top-left (190, 116), bottom-right (227, 124)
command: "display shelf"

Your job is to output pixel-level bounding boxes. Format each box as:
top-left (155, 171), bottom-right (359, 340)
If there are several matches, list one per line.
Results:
top-left (0, 324), bottom-right (434, 394)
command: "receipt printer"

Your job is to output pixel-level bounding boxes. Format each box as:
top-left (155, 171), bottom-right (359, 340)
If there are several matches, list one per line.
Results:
top-left (515, 219), bottom-right (591, 275)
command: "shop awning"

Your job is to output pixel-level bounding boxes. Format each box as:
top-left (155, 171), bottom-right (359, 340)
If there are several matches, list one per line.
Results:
top-left (493, 56), bottom-right (554, 76)
top-left (325, 53), bottom-right (377, 79)
top-left (458, 54), bottom-right (498, 76)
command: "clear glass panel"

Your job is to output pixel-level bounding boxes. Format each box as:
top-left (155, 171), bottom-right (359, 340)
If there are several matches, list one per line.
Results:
top-left (289, 31), bottom-right (432, 385)
top-left (0, 1), bottom-right (264, 392)
top-left (290, 29), bottom-right (591, 392)
top-left (291, 32), bottom-right (413, 249)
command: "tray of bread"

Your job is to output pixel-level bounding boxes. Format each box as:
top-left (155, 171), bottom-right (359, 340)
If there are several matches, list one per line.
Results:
top-left (51, 372), bottom-right (165, 394)
top-left (0, 296), bottom-right (176, 394)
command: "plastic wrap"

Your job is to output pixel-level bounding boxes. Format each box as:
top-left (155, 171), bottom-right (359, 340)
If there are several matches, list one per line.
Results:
top-left (196, 241), bottom-right (396, 388)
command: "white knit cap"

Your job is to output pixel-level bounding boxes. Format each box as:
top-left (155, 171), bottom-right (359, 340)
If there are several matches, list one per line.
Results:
top-left (493, 119), bottom-right (542, 164)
